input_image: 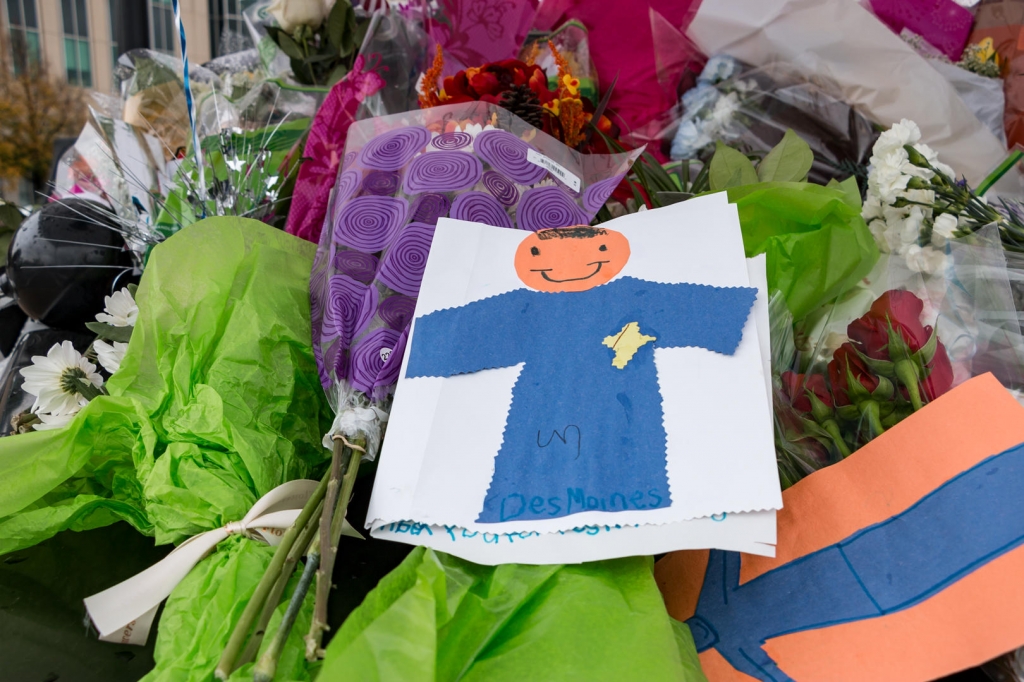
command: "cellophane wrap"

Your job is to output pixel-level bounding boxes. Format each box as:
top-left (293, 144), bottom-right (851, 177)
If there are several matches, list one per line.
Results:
top-left (669, 57), bottom-right (877, 188)
top-left (310, 101), bottom-right (641, 426)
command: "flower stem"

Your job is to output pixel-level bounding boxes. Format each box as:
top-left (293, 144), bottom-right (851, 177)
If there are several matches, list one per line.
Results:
top-left (894, 359), bottom-right (924, 411)
top-left (306, 435), bottom-right (365, 660)
top-left (305, 437), bottom-right (346, 658)
top-left (214, 470), bottom-right (330, 681)
top-left (254, 549), bottom-right (320, 682)
top-left (861, 400), bottom-right (885, 441)
top-left (236, 499), bottom-right (323, 668)
top-left (822, 419), bottom-right (852, 458)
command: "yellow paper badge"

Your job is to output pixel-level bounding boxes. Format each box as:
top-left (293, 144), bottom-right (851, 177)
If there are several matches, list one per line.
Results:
top-left (603, 322), bottom-right (657, 369)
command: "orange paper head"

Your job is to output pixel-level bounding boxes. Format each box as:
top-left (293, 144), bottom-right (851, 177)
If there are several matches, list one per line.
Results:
top-left (514, 226), bottom-right (630, 292)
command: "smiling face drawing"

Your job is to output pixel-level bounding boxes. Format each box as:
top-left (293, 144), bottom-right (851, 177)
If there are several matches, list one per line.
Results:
top-left (514, 226), bottom-right (631, 292)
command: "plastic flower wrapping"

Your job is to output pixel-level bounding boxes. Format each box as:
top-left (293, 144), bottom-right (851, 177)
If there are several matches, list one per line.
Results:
top-left (310, 101), bottom-right (640, 454)
top-left (667, 56), bottom-right (878, 187)
top-left (50, 48), bottom-right (319, 267)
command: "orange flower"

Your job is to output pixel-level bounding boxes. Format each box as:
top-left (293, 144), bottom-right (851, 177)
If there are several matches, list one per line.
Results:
top-left (419, 44), bottom-right (445, 109)
top-left (558, 97), bottom-right (587, 148)
top-left (523, 42), bottom-right (541, 67)
top-left (549, 40), bottom-right (570, 83)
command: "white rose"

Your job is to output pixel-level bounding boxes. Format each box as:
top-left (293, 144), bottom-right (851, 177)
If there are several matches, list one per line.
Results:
top-left (268, 0), bottom-right (334, 32)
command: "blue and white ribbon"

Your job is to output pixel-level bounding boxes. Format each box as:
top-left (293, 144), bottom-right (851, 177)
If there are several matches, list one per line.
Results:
top-left (172, 0), bottom-right (207, 213)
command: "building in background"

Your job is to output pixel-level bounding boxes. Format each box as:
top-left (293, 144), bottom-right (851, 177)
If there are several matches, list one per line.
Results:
top-left (2, 0), bottom-right (260, 95)
top-left (0, 0), bottom-right (259, 203)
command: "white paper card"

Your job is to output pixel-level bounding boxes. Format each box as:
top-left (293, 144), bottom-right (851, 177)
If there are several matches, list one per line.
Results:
top-left (368, 195), bottom-right (781, 562)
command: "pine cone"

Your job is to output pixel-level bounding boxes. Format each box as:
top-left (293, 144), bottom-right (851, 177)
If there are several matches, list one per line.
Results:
top-left (500, 84), bottom-right (545, 128)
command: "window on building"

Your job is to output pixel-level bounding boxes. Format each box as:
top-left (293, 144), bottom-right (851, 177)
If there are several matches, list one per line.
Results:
top-left (109, 0), bottom-right (121, 66)
top-left (208, 0), bottom-right (254, 58)
top-left (61, 0), bottom-right (91, 87)
top-left (5, 0), bottom-right (41, 74)
top-left (149, 0), bottom-right (175, 54)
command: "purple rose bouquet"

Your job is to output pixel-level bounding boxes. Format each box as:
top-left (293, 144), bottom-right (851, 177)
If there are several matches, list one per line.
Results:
top-left (310, 101), bottom-right (640, 441)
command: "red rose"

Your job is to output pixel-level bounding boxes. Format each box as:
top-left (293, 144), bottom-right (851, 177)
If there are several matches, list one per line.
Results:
top-left (828, 343), bottom-right (879, 406)
top-left (781, 371), bottom-right (832, 413)
top-left (847, 290), bottom-right (931, 360)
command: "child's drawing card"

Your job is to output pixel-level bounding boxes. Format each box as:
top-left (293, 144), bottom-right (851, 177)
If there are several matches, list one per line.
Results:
top-left (368, 194), bottom-right (782, 562)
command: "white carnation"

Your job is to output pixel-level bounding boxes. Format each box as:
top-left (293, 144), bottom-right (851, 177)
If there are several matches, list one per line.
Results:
top-left (872, 119), bottom-right (922, 159)
top-left (933, 213), bottom-right (959, 239)
top-left (904, 244), bottom-right (948, 275)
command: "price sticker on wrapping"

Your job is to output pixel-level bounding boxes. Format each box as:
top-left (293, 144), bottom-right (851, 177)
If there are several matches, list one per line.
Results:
top-left (526, 149), bottom-right (581, 193)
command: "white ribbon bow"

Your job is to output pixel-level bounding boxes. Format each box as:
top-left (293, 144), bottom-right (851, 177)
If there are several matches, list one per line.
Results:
top-left (84, 479), bottom-right (347, 646)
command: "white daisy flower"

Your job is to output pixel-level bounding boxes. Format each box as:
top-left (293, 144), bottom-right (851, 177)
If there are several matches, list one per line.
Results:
top-left (96, 288), bottom-right (138, 327)
top-left (19, 341), bottom-right (104, 425)
top-left (94, 339), bottom-right (129, 375)
top-left (34, 411), bottom-right (77, 431)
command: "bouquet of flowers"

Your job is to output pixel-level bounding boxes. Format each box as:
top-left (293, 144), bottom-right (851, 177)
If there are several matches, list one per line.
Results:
top-left (417, 42), bottom-right (618, 151)
top-left (668, 55), bottom-right (877, 188)
top-left (775, 289), bottom-right (955, 486)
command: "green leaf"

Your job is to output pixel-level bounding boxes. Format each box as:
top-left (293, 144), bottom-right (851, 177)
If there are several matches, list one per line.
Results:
top-left (709, 142), bottom-right (758, 191)
top-left (289, 57), bottom-right (315, 86)
top-left (757, 129), bottom-right (814, 183)
top-left (327, 63), bottom-right (350, 86)
top-left (655, 191), bottom-right (693, 206)
top-left (85, 321), bottom-right (134, 343)
top-left (0, 203), bottom-right (24, 231)
top-left (303, 52), bottom-right (338, 63)
top-left (639, 152), bottom-right (680, 193)
top-left (277, 32), bottom-right (304, 60)
top-left (352, 20), bottom-right (369, 51)
top-left (326, 0), bottom-right (350, 48)
top-left (0, 233), bottom-right (11, 268)
top-left (126, 283), bottom-right (138, 298)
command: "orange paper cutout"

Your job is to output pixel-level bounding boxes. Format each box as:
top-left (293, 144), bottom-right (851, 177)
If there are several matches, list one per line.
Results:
top-left (514, 226), bottom-right (630, 292)
top-left (656, 373), bottom-right (1024, 681)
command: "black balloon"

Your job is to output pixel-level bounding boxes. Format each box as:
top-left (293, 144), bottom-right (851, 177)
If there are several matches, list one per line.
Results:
top-left (0, 200), bottom-right (136, 330)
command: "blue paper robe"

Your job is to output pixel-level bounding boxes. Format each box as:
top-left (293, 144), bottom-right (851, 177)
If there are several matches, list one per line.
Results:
top-left (685, 442), bottom-right (1024, 682)
top-left (405, 276), bottom-right (756, 523)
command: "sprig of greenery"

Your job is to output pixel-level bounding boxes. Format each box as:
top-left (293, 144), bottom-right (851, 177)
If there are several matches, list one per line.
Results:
top-left (592, 128), bottom-right (815, 220)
